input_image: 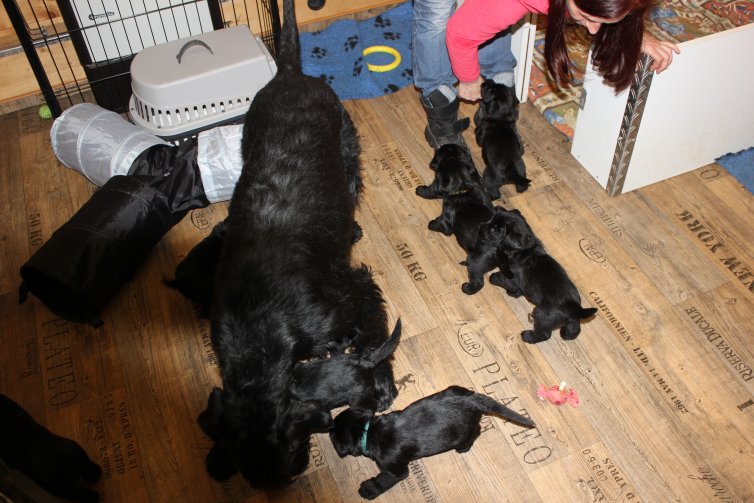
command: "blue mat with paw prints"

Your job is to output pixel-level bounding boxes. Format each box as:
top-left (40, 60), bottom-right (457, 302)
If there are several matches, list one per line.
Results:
top-left (300, 1), bottom-right (413, 101)
top-left (717, 147), bottom-right (754, 196)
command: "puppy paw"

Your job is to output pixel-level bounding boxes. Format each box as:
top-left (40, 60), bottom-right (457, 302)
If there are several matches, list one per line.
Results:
top-left (415, 186), bottom-right (434, 199)
top-left (80, 459), bottom-right (103, 484)
top-left (521, 330), bottom-right (551, 344)
top-left (489, 271), bottom-right (512, 286)
top-left (359, 479), bottom-right (383, 500)
top-left (515, 182), bottom-right (531, 193)
top-left (428, 219), bottom-right (450, 235)
top-left (461, 282), bottom-right (482, 295)
top-left (560, 324), bottom-right (581, 340)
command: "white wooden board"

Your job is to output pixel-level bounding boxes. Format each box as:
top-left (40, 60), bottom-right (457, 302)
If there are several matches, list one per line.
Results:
top-left (571, 22), bottom-right (754, 194)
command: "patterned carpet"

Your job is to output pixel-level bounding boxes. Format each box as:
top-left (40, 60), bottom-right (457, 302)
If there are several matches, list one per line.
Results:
top-left (527, 0), bottom-right (754, 140)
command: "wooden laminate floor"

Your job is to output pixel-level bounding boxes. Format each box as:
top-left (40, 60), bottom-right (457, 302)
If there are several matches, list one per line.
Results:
top-left (1, 86), bottom-right (753, 502)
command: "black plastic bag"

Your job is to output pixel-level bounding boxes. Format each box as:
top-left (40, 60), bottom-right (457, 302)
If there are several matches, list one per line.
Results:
top-left (19, 140), bottom-right (209, 326)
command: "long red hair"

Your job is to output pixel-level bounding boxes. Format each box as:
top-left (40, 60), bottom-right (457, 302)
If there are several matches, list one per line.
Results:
top-left (544, 0), bottom-right (650, 91)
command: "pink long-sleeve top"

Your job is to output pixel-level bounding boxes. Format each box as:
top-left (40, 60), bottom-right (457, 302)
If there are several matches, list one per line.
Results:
top-left (446, 0), bottom-right (551, 83)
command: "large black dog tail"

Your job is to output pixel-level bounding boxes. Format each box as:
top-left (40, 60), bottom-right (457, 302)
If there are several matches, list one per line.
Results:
top-left (277, 0), bottom-right (302, 75)
top-left (360, 319), bottom-right (402, 369)
top-left (470, 392), bottom-right (535, 428)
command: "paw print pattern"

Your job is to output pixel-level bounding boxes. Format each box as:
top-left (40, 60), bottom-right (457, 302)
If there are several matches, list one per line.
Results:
top-left (353, 56), bottom-right (364, 77)
top-left (344, 35), bottom-right (359, 51)
top-left (384, 84), bottom-right (400, 94)
top-left (311, 47), bottom-right (327, 59)
top-left (382, 32), bottom-right (400, 41)
top-left (319, 74), bottom-right (335, 86)
top-left (401, 68), bottom-right (413, 79)
top-left (374, 16), bottom-right (392, 28)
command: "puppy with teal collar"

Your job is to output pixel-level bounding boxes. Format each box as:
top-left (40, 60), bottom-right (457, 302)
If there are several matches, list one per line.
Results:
top-left (329, 385), bottom-right (534, 500)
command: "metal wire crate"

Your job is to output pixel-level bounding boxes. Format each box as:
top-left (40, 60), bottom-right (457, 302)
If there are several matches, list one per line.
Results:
top-left (3, 0), bottom-right (281, 117)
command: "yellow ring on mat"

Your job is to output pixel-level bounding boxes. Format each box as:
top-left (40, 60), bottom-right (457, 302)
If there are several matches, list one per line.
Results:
top-left (363, 45), bottom-right (401, 72)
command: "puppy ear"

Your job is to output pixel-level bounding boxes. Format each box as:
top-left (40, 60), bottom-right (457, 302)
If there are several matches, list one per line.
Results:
top-left (429, 153), bottom-right (441, 172)
top-left (329, 430), bottom-right (350, 458)
top-left (298, 400), bottom-right (335, 432)
top-left (505, 228), bottom-right (537, 250)
top-left (329, 409), bottom-right (365, 458)
top-left (308, 409), bottom-right (335, 432)
top-left (284, 402), bottom-right (334, 444)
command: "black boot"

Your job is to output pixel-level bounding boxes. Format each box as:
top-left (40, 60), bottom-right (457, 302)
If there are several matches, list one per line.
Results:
top-left (421, 90), bottom-right (470, 149)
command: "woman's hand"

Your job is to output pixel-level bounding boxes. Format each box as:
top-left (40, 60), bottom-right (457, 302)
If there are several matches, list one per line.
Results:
top-left (641, 32), bottom-right (680, 74)
top-left (457, 75), bottom-right (484, 101)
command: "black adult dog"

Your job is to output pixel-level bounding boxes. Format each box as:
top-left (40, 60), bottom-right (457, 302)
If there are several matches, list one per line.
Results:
top-left (201, 0), bottom-right (396, 489)
top-left (0, 394), bottom-right (102, 503)
top-left (330, 385), bottom-right (534, 500)
top-left (481, 207), bottom-right (598, 343)
top-left (291, 319), bottom-right (402, 414)
top-left (475, 79), bottom-right (530, 199)
top-left (415, 144), bottom-right (501, 295)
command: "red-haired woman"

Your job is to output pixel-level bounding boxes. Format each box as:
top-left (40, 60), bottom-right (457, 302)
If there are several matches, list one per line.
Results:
top-left (413, 0), bottom-right (679, 148)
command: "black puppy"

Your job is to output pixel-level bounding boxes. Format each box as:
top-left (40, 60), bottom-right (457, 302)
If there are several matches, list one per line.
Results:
top-left (0, 394), bottom-right (102, 503)
top-left (481, 207), bottom-right (598, 343)
top-left (291, 319), bottom-right (402, 414)
top-left (415, 143), bottom-right (481, 201)
top-left (202, 0), bottom-right (396, 489)
top-left (475, 79), bottom-right (530, 199)
top-left (330, 385), bottom-right (534, 500)
top-left (415, 144), bottom-right (502, 295)
top-left (164, 218), bottom-right (228, 315)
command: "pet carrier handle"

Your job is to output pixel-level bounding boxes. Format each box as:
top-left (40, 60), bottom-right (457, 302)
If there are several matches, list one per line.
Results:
top-left (176, 40), bottom-right (214, 63)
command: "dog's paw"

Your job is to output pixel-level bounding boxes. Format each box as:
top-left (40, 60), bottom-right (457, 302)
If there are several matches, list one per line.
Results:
top-left (415, 185), bottom-right (434, 199)
top-left (205, 444), bottom-right (238, 481)
top-left (560, 323), bottom-right (581, 340)
top-left (428, 219), bottom-right (451, 235)
top-left (521, 330), bottom-right (551, 344)
top-left (80, 458), bottom-right (103, 485)
top-left (359, 479), bottom-right (384, 500)
top-left (515, 181), bottom-right (531, 193)
top-left (489, 271), bottom-right (509, 286)
top-left (461, 282), bottom-right (482, 295)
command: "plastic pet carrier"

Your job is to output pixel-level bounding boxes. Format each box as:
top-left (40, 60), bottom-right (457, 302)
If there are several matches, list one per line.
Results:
top-left (128, 25), bottom-right (277, 143)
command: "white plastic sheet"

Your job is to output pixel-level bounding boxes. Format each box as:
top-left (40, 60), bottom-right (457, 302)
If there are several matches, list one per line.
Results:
top-left (196, 124), bottom-right (244, 203)
top-left (50, 103), bottom-right (169, 186)
top-left (49, 103), bottom-right (245, 203)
